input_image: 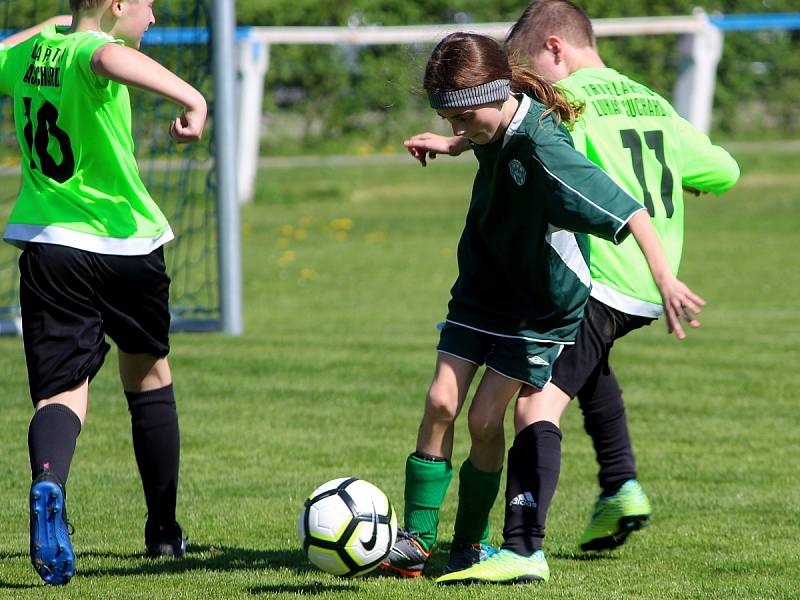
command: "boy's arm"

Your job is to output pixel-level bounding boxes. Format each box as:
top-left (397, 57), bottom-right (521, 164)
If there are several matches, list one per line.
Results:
top-left (0, 15), bottom-right (70, 47)
top-left (626, 210), bottom-right (705, 339)
top-left (91, 43), bottom-right (207, 142)
top-left (403, 132), bottom-right (471, 167)
top-left (533, 122), bottom-right (705, 339)
top-left (675, 116), bottom-right (740, 195)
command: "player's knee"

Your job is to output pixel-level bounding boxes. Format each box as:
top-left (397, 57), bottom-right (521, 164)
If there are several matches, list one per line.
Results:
top-left (425, 384), bottom-right (459, 424)
top-left (467, 408), bottom-right (502, 445)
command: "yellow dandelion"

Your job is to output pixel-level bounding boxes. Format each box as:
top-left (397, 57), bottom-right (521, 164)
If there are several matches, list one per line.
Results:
top-left (241, 223), bottom-right (253, 236)
top-left (278, 224), bottom-right (294, 236)
top-left (299, 267), bottom-right (316, 279)
top-left (356, 144), bottom-right (372, 156)
top-left (365, 231), bottom-right (386, 243)
top-left (277, 250), bottom-right (296, 267)
top-left (293, 228), bottom-right (307, 241)
top-left (381, 144), bottom-right (395, 154)
top-left (330, 217), bottom-right (353, 230)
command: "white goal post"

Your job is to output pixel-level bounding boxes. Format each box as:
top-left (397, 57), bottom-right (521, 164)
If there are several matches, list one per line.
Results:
top-left (234, 8), bottom-right (723, 203)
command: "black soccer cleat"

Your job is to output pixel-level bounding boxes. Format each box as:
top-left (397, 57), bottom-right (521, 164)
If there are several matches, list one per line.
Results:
top-left (442, 541), bottom-right (496, 574)
top-left (145, 521), bottom-right (188, 558)
top-left (379, 528), bottom-right (430, 577)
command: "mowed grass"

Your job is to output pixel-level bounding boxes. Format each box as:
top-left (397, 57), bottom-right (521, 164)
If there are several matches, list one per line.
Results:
top-left (0, 147), bottom-right (798, 599)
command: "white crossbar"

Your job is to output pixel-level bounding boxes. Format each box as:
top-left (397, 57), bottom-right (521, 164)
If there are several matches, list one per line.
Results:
top-left (248, 14), bottom-right (708, 45)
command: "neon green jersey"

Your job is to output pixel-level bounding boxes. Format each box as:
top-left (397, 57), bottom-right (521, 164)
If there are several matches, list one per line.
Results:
top-left (558, 68), bottom-right (739, 316)
top-left (0, 24), bottom-right (172, 255)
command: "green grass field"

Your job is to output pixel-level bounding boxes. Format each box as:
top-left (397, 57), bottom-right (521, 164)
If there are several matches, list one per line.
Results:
top-left (0, 147), bottom-right (798, 599)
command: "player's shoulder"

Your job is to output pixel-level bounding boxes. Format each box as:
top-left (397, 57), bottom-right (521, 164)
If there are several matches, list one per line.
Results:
top-left (63, 29), bottom-right (120, 55)
top-left (513, 95), bottom-right (565, 137)
top-left (561, 67), bottom-right (665, 99)
top-left (504, 96), bottom-right (574, 172)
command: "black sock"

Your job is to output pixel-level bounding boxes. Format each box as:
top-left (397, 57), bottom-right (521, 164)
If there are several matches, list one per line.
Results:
top-left (28, 403), bottom-right (82, 486)
top-left (501, 421), bottom-right (562, 556)
top-left (578, 366), bottom-right (636, 496)
top-left (126, 384), bottom-right (180, 527)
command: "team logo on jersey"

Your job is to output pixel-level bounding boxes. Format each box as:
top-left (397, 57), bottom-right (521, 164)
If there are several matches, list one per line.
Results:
top-left (509, 159), bottom-right (526, 186)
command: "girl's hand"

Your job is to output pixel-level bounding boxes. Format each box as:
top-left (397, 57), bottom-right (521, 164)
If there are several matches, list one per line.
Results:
top-left (403, 133), bottom-right (469, 167)
top-left (657, 276), bottom-right (706, 340)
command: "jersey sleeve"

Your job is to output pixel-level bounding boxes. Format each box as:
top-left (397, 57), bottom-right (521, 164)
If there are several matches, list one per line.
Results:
top-left (674, 116), bottom-right (740, 194)
top-left (530, 115), bottom-right (645, 244)
top-left (73, 35), bottom-right (122, 101)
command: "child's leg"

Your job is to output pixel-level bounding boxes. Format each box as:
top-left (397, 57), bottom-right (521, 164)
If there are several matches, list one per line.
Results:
top-left (451, 371), bottom-right (520, 546)
top-left (28, 382), bottom-right (88, 485)
top-left (435, 382), bottom-right (568, 585)
top-left (576, 364), bottom-right (637, 496)
top-left (550, 299), bottom-right (652, 496)
top-left (119, 353), bottom-right (180, 534)
top-left (501, 383), bottom-right (571, 555)
top-left (19, 243), bottom-right (112, 585)
top-left (404, 353), bottom-right (477, 550)
top-left (27, 387), bottom-right (87, 585)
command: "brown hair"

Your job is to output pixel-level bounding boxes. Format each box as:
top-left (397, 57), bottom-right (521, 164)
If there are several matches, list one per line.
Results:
top-left (69, 0), bottom-right (107, 11)
top-left (423, 32), bottom-right (578, 124)
top-left (506, 0), bottom-right (595, 60)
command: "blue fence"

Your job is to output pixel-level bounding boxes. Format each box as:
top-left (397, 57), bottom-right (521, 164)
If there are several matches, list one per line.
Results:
top-left (709, 13), bottom-right (800, 31)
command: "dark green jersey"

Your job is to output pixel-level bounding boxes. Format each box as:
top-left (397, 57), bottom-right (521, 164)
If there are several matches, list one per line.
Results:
top-left (559, 68), bottom-right (739, 316)
top-left (0, 25), bottom-right (172, 254)
top-left (447, 94), bottom-right (645, 343)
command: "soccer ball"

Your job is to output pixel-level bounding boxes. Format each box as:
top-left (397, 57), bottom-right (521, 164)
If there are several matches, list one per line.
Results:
top-left (298, 477), bottom-right (397, 577)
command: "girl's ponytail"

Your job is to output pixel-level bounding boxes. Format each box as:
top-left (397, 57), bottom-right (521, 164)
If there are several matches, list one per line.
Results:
top-left (509, 61), bottom-right (582, 125)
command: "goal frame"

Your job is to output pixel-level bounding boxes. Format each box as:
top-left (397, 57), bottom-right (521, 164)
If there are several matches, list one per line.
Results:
top-left (233, 8), bottom-right (724, 204)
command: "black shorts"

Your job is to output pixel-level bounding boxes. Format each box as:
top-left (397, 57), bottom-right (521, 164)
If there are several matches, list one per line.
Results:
top-left (550, 296), bottom-right (654, 398)
top-left (19, 243), bottom-right (171, 402)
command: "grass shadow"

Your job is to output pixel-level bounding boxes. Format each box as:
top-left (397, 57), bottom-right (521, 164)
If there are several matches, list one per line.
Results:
top-left (78, 544), bottom-right (315, 578)
top-left (249, 582), bottom-right (359, 595)
top-left (0, 551), bottom-right (38, 589)
top-left (0, 581), bottom-right (38, 590)
top-left (550, 550), bottom-right (620, 562)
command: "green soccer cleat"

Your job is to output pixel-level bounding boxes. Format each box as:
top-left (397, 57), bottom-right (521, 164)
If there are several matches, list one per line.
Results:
top-left (436, 549), bottom-right (549, 585)
top-left (579, 479), bottom-right (652, 551)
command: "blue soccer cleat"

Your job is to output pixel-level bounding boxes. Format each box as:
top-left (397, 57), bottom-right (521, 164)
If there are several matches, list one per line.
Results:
top-left (29, 471), bottom-right (75, 586)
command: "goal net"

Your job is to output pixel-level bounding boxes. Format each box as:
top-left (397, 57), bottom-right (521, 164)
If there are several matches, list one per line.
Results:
top-left (0, 0), bottom-right (221, 334)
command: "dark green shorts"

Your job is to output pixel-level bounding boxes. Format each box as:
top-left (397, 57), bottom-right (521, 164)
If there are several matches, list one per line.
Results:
top-left (437, 321), bottom-right (565, 389)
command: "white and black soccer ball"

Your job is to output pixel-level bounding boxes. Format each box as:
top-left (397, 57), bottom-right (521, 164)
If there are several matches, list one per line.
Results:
top-left (298, 477), bottom-right (397, 577)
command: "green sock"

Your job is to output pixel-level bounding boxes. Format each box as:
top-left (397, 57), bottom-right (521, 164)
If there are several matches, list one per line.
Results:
top-left (404, 452), bottom-right (452, 551)
top-left (453, 458), bottom-right (502, 545)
